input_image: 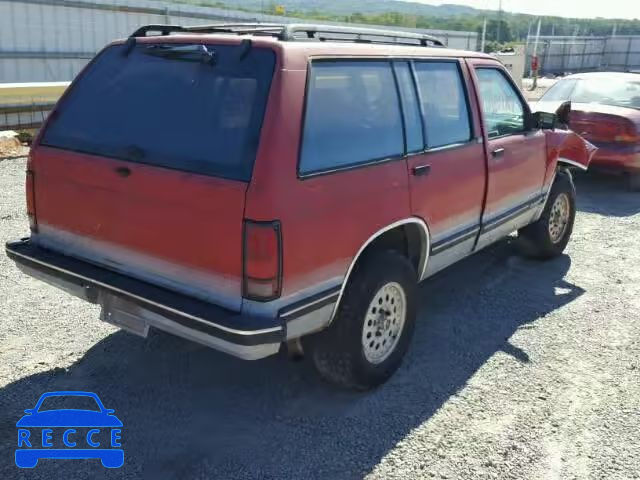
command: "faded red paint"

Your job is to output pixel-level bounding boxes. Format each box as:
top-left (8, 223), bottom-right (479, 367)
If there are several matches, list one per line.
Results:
top-left (33, 146), bottom-right (247, 281)
top-left (28, 35), bottom-right (595, 306)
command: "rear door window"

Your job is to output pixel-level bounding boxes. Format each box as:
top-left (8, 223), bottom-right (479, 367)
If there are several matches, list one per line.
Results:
top-left (413, 61), bottom-right (472, 148)
top-left (299, 61), bottom-right (404, 175)
top-left (41, 43), bottom-right (276, 181)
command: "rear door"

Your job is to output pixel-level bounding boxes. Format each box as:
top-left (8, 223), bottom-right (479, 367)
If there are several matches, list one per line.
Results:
top-left (32, 41), bottom-right (276, 310)
top-left (467, 60), bottom-right (547, 249)
top-left (400, 59), bottom-right (486, 277)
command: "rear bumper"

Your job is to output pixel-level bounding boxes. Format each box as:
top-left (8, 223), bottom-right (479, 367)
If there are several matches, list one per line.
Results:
top-left (6, 239), bottom-right (285, 360)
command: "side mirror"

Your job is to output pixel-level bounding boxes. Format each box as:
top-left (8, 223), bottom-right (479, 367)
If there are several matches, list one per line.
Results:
top-left (532, 111), bottom-right (557, 130)
top-left (24, 409), bottom-right (34, 414)
top-left (555, 100), bottom-right (572, 126)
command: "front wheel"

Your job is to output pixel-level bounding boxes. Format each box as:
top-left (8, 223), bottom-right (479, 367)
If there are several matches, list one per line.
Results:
top-left (306, 250), bottom-right (417, 390)
top-left (518, 171), bottom-right (576, 259)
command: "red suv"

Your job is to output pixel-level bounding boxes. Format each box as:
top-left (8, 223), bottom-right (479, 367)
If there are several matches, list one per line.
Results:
top-left (6, 24), bottom-right (595, 389)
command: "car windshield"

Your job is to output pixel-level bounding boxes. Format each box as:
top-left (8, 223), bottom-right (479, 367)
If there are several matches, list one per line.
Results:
top-left (41, 42), bottom-right (276, 181)
top-left (37, 395), bottom-right (101, 412)
top-left (541, 77), bottom-right (640, 109)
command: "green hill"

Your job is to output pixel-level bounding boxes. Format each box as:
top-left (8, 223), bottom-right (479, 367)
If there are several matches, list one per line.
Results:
top-left (184, 0), bottom-right (640, 44)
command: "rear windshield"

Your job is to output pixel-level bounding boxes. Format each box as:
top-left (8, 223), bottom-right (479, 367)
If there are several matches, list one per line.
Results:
top-left (571, 78), bottom-right (640, 109)
top-left (41, 42), bottom-right (276, 181)
top-left (541, 77), bottom-right (640, 110)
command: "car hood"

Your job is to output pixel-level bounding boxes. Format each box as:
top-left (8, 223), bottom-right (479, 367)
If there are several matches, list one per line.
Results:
top-left (16, 410), bottom-right (123, 427)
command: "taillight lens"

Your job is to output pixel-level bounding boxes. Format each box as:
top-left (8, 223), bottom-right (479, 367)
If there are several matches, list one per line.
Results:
top-left (243, 220), bottom-right (282, 301)
top-left (26, 169), bottom-right (37, 233)
top-left (614, 132), bottom-right (640, 143)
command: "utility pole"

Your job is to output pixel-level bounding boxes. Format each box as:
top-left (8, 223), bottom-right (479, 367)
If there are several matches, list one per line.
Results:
top-left (481, 16), bottom-right (487, 52)
top-left (496, 0), bottom-right (503, 44)
top-left (530, 18), bottom-right (542, 91)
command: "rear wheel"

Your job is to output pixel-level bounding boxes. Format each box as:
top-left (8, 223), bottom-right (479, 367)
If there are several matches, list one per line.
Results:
top-left (518, 171), bottom-right (576, 259)
top-left (306, 250), bottom-right (417, 390)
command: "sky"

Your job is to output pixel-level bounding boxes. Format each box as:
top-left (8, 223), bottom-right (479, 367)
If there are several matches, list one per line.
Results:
top-left (409, 0), bottom-right (640, 19)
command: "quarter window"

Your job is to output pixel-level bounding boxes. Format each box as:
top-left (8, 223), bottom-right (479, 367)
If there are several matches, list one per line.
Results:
top-left (413, 61), bottom-right (472, 148)
top-left (475, 68), bottom-right (526, 138)
top-left (299, 61), bottom-right (404, 175)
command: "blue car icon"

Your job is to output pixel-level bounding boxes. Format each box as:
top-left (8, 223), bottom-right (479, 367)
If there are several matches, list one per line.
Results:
top-left (16, 391), bottom-right (123, 468)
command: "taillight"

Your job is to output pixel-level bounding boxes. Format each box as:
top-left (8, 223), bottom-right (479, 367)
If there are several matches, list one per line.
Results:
top-left (26, 169), bottom-right (37, 233)
top-left (242, 220), bottom-right (282, 301)
top-left (614, 132), bottom-right (640, 143)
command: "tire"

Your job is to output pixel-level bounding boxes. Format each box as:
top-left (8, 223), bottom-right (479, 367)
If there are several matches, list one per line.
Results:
top-left (627, 172), bottom-right (640, 192)
top-left (306, 250), bottom-right (417, 390)
top-left (518, 171), bottom-right (576, 259)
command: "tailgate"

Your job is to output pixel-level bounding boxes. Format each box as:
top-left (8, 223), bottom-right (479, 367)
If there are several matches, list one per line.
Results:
top-left (32, 147), bottom-right (247, 309)
top-left (30, 40), bottom-right (276, 310)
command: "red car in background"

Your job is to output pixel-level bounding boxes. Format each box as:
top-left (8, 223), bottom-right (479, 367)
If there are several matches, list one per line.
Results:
top-left (535, 72), bottom-right (640, 190)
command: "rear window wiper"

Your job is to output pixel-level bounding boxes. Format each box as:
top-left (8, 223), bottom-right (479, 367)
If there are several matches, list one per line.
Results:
top-left (143, 44), bottom-right (216, 66)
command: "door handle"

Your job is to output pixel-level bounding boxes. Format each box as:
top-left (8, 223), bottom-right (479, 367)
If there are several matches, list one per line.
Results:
top-left (491, 148), bottom-right (505, 159)
top-left (412, 164), bottom-right (431, 177)
top-left (115, 166), bottom-right (131, 178)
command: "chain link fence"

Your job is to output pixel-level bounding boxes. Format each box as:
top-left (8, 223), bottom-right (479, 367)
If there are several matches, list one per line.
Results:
top-left (0, 0), bottom-right (477, 130)
top-left (0, 0), bottom-right (478, 83)
top-left (526, 35), bottom-right (640, 76)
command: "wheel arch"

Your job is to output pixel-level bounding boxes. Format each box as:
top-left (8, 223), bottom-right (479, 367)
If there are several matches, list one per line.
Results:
top-left (329, 218), bottom-right (431, 323)
top-left (557, 157), bottom-right (588, 171)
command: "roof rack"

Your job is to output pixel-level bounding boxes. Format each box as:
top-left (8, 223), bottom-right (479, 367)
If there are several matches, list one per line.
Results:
top-left (130, 23), bottom-right (445, 48)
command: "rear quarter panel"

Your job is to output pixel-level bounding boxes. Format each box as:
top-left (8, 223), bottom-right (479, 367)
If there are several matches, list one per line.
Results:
top-left (245, 57), bottom-right (411, 303)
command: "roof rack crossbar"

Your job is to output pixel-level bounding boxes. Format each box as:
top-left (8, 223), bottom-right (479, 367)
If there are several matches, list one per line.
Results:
top-left (281, 24), bottom-right (445, 47)
top-left (130, 23), bottom-right (283, 38)
top-left (131, 24), bottom-right (188, 37)
top-left (129, 23), bottom-right (445, 47)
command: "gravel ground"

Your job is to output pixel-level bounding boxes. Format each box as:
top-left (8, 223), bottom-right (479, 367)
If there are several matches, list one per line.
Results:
top-left (1, 157), bottom-right (639, 479)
